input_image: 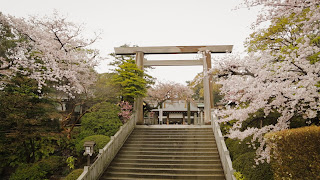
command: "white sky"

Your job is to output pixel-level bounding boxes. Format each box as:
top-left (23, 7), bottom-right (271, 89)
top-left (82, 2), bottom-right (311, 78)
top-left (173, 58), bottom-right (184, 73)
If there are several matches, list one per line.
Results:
top-left (1, 0), bottom-right (260, 85)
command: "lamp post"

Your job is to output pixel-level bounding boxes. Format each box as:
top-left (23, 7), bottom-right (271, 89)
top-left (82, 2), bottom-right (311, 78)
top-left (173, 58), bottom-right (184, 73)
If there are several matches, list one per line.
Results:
top-left (83, 141), bottom-right (95, 166)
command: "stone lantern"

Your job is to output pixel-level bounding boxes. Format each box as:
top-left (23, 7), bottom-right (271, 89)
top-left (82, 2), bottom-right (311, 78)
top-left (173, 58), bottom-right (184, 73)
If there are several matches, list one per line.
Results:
top-left (83, 141), bottom-right (95, 165)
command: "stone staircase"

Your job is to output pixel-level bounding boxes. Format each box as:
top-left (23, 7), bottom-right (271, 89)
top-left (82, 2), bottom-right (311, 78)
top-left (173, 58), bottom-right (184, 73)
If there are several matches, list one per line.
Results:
top-left (100, 127), bottom-right (225, 179)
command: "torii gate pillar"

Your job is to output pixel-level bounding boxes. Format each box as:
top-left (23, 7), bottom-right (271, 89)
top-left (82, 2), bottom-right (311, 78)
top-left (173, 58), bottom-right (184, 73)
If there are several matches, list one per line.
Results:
top-left (202, 51), bottom-right (213, 124)
top-left (135, 51), bottom-right (144, 125)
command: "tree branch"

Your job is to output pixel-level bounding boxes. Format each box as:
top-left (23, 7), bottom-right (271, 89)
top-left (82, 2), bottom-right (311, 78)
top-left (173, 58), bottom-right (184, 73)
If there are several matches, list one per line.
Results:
top-left (291, 62), bottom-right (307, 75)
top-left (218, 68), bottom-right (255, 78)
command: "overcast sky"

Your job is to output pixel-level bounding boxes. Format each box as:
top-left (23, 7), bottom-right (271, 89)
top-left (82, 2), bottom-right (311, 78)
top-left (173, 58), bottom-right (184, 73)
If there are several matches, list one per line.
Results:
top-left (1, 0), bottom-right (260, 85)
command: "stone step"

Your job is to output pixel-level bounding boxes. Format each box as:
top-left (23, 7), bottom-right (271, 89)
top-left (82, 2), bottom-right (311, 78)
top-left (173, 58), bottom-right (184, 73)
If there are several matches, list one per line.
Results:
top-left (130, 134), bottom-right (214, 138)
top-left (124, 140), bottom-right (216, 145)
top-left (127, 138), bottom-right (216, 144)
top-left (115, 154), bottom-right (221, 160)
top-left (102, 172), bottom-right (225, 180)
top-left (117, 150), bottom-right (219, 156)
top-left (126, 138), bottom-right (216, 144)
top-left (132, 130), bottom-right (213, 134)
top-left (118, 155), bottom-right (220, 161)
top-left (106, 166), bottom-right (224, 175)
top-left (109, 162), bottom-right (223, 169)
top-left (120, 147), bottom-right (218, 152)
top-left (129, 136), bottom-right (214, 141)
top-left (134, 129), bottom-right (212, 133)
top-left (131, 132), bottom-right (214, 136)
top-left (122, 144), bottom-right (217, 148)
top-left (128, 139), bottom-right (215, 142)
top-left (134, 128), bottom-right (212, 131)
top-left (112, 158), bottom-right (222, 165)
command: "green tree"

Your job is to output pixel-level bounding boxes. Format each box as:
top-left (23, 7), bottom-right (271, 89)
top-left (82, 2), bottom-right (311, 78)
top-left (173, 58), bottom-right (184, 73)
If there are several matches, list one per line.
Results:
top-left (78, 102), bottom-right (122, 139)
top-left (110, 44), bottom-right (155, 104)
top-left (112, 58), bottom-right (147, 103)
top-left (0, 75), bottom-right (59, 174)
top-left (187, 72), bottom-right (223, 105)
top-left (93, 73), bottom-right (120, 103)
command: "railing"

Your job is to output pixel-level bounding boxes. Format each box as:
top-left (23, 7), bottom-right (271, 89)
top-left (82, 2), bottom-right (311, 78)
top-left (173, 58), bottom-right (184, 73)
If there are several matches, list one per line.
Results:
top-left (77, 114), bottom-right (136, 180)
top-left (211, 112), bottom-right (236, 180)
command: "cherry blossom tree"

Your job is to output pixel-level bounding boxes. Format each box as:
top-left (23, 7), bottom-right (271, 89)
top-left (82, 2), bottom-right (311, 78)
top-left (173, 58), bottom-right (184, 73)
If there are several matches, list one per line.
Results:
top-left (213, 0), bottom-right (320, 162)
top-left (0, 12), bottom-right (103, 139)
top-left (0, 12), bottom-right (100, 97)
top-left (147, 81), bottom-right (193, 108)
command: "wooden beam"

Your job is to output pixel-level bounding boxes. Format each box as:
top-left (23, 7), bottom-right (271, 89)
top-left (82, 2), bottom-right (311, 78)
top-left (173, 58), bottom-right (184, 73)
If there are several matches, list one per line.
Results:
top-left (114, 45), bottom-right (233, 55)
top-left (144, 60), bottom-right (203, 66)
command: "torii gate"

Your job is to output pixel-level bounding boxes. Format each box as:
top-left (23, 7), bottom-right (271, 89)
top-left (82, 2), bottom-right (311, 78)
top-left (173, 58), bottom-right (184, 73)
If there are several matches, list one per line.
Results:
top-left (114, 45), bottom-right (233, 124)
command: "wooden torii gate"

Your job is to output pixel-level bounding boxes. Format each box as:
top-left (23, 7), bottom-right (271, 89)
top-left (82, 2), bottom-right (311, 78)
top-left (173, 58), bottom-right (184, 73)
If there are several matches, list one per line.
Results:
top-left (114, 45), bottom-right (233, 124)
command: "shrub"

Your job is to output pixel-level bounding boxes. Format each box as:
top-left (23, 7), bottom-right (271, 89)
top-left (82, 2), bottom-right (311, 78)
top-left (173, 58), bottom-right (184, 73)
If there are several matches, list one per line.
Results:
top-left (76, 135), bottom-right (110, 155)
top-left (10, 163), bottom-right (46, 180)
top-left (79, 102), bottom-right (122, 139)
top-left (9, 156), bottom-right (64, 180)
top-left (65, 169), bottom-right (84, 180)
top-left (233, 152), bottom-right (273, 180)
top-left (225, 137), bottom-right (274, 180)
top-left (225, 137), bottom-right (255, 160)
top-left (266, 126), bottom-right (320, 180)
top-left (38, 156), bottom-right (64, 174)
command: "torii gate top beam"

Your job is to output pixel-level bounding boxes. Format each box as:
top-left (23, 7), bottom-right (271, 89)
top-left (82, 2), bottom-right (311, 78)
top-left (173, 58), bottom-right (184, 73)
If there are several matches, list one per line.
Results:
top-left (114, 45), bottom-right (233, 55)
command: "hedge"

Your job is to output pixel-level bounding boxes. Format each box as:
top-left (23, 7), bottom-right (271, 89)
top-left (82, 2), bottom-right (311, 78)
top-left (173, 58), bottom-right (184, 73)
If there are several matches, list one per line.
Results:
top-left (65, 169), bottom-right (84, 180)
top-left (265, 125), bottom-right (320, 180)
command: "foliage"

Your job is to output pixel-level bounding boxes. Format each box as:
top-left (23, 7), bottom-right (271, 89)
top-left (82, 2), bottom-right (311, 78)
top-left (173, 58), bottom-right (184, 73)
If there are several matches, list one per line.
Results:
top-left (0, 75), bottom-right (60, 169)
top-left (79, 102), bottom-right (122, 139)
top-left (65, 169), bottom-right (84, 180)
top-left (76, 135), bottom-right (110, 155)
top-left (9, 156), bottom-right (64, 180)
top-left (234, 171), bottom-right (245, 180)
top-left (187, 72), bottom-right (223, 105)
top-left (147, 81), bottom-right (193, 108)
top-left (66, 156), bottom-right (77, 170)
top-left (0, 11), bottom-right (101, 140)
top-left (9, 163), bottom-right (46, 180)
top-left (226, 138), bottom-right (273, 180)
top-left (0, 12), bottom-right (100, 95)
top-left (93, 73), bottom-right (120, 103)
top-left (186, 73), bottom-right (204, 101)
top-left (214, 0), bottom-right (320, 161)
top-left (118, 101), bottom-right (133, 123)
top-left (112, 58), bottom-right (147, 103)
top-left (233, 152), bottom-right (273, 180)
top-left (265, 126), bottom-right (320, 180)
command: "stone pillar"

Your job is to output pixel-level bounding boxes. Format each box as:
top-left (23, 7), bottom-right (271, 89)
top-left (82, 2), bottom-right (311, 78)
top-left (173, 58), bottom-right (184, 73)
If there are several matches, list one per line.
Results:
top-left (154, 113), bottom-right (158, 125)
top-left (199, 111), bottom-right (204, 125)
top-left (135, 51), bottom-right (144, 125)
top-left (203, 51), bottom-right (212, 124)
top-left (159, 107), bottom-right (163, 125)
top-left (182, 114), bottom-right (185, 125)
top-left (194, 112), bottom-right (198, 125)
top-left (187, 101), bottom-right (191, 125)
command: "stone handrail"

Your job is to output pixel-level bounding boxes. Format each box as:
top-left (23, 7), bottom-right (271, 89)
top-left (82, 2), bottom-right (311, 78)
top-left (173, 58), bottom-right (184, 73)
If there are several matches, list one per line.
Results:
top-left (77, 114), bottom-right (136, 180)
top-left (211, 112), bottom-right (236, 180)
